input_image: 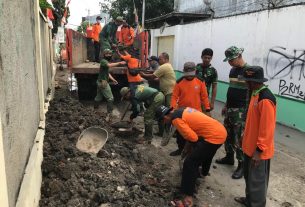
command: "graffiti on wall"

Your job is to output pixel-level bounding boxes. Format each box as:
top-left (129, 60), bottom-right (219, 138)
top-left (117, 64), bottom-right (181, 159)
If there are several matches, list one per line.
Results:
top-left (266, 47), bottom-right (305, 101)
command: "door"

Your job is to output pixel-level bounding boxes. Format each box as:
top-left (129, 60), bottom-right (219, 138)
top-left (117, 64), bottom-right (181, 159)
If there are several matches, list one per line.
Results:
top-left (157, 35), bottom-right (175, 65)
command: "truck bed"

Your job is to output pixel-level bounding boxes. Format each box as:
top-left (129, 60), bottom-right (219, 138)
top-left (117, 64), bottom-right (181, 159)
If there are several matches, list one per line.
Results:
top-left (72, 62), bottom-right (127, 74)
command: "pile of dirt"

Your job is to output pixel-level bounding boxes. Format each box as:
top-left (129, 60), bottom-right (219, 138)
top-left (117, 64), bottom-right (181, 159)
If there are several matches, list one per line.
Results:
top-left (39, 88), bottom-right (176, 207)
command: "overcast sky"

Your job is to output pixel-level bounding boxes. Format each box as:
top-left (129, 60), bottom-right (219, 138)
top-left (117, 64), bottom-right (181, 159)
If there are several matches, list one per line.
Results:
top-left (67, 0), bottom-right (104, 29)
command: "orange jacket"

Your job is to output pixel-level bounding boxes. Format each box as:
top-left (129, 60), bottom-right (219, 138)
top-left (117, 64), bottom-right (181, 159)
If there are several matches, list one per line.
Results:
top-left (120, 54), bottom-right (142, 83)
top-left (119, 26), bottom-right (135, 46)
top-left (170, 77), bottom-right (210, 112)
top-left (242, 87), bottom-right (276, 159)
top-left (172, 107), bottom-right (227, 144)
top-left (92, 23), bottom-right (102, 42)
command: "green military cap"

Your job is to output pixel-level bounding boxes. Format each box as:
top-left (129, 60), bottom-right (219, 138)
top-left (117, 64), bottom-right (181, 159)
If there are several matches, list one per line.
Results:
top-left (120, 87), bottom-right (130, 100)
top-left (183, 62), bottom-right (196, 76)
top-left (116, 16), bottom-right (124, 22)
top-left (103, 49), bottom-right (113, 54)
top-left (223, 46), bottom-right (244, 62)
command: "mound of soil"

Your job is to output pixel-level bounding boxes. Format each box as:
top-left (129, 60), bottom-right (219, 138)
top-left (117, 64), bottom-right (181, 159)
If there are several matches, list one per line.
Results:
top-left (39, 88), bottom-right (176, 207)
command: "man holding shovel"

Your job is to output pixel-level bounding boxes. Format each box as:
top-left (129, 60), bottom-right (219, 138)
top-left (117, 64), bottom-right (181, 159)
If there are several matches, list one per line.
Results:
top-left (120, 85), bottom-right (164, 144)
top-left (156, 105), bottom-right (226, 206)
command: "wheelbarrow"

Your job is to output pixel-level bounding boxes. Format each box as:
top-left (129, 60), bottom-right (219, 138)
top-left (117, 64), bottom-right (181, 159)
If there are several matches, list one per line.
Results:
top-left (76, 127), bottom-right (108, 154)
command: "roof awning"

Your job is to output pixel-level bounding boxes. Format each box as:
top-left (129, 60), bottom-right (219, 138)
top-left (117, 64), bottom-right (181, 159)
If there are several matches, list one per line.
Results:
top-left (145, 11), bottom-right (211, 29)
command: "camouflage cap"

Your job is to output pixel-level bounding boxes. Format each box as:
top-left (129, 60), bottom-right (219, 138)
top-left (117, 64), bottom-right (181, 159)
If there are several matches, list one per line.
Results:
top-left (116, 16), bottom-right (124, 22)
top-left (223, 46), bottom-right (244, 62)
top-left (120, 87), bottom-right (130, 100)
top-left (183, 62), bottom-right (196, 76)
top-left (103, 49), bottom-right (113, 55)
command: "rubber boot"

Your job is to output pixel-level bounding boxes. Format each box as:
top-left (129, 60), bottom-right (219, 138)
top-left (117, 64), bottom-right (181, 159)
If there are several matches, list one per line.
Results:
top-left (106, 101), bottom-right (114, 113)
top-left (215, 153), bottom-right (235, 165)
top-left (144, 124), bottom-right (153, 143)
top-left (232, 161), bottom-right (244, 179)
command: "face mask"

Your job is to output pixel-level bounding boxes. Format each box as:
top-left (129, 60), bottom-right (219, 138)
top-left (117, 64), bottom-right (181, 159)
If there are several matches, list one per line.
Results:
top-left (104, 56), bottom-right (112, 61)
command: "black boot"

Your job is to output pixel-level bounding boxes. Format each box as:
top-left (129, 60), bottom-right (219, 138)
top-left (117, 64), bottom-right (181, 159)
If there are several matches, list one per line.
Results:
top-left (215, 154), bottom-right (234, 165)
top-left (169, 149), bottom-right (182, 156)
top-left (232, 161), bottom-right (244, 179)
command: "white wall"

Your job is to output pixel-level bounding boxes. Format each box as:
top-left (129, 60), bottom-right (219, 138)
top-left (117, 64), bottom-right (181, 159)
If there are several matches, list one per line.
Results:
top-left (150, 5), bottom-right (305, 101)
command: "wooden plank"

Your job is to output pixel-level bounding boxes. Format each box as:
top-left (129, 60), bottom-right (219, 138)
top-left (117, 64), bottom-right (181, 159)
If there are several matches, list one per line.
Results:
top-left (72, 62), bottom-right (127, 74)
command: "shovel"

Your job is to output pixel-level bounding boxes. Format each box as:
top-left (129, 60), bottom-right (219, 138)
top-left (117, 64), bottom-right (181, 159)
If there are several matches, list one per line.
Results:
top-left (111, 103), bottom-right (134, 136)
top-left (76, 127), bottom-right (108, 154)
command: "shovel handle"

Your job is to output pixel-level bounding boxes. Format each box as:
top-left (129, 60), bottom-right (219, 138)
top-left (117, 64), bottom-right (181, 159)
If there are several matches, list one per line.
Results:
top-left (121, 103), bottom-right (131, 121)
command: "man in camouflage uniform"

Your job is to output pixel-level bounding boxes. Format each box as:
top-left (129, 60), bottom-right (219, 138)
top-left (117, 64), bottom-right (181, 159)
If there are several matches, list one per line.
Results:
top-left (196, 48), bottom-right (218, 110)
top-left (215, 46), bottom-right (249, 179)
top-left (99, 16), bottom-right (123, 53)
top-left (120, 85), bottom-right (164, 144)
top-left (94, 49), bottom-right (126, 122)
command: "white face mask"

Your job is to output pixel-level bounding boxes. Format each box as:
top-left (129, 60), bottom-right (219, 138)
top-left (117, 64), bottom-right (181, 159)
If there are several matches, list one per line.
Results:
top-left (97, 20), bottom-right (101, 23)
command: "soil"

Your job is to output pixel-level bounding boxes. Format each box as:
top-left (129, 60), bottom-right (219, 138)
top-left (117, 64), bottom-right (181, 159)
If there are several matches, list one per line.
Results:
top-left (40, 68), bottom-right (305, 207)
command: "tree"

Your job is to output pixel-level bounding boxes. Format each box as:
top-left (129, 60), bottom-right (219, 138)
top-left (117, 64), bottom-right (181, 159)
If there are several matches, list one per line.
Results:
top-left (77, 21), bottom-right (90, 34)
top-left (52, 0), bottom-right (70, 36)
top-left (104, 0), bottom-right (174, 26)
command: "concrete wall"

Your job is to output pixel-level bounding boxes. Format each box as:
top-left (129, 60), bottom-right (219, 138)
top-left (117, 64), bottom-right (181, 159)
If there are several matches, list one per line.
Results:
top-left (175, 0), bottom-right (305, 17)
top-left (150, 5), bottom-right (305, 131)
top-left (0, 0), bottom-right (54, 206)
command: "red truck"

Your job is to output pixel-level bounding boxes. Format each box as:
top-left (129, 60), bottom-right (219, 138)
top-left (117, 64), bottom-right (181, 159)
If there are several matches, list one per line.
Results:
top-left (66, 29), bottom-right (149, 100)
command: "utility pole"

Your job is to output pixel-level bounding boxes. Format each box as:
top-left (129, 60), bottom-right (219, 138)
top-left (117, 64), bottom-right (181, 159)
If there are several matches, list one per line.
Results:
top-left (142, 0), bottom-right (145, 30)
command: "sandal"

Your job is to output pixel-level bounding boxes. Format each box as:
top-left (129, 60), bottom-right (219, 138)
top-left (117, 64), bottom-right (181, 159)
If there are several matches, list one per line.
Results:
top-left (234, 197), bottom-right (248, 206)
top-left (170, 199), bottom-right (184, 207)
top-left (183, 196), bottom-right (193, 207)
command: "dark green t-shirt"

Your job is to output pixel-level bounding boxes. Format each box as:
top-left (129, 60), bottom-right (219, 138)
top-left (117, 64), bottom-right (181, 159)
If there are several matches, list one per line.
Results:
top-left (196, 64), bottom-right (218, 94)
top-left (97, 59), bottom-right (109, 81)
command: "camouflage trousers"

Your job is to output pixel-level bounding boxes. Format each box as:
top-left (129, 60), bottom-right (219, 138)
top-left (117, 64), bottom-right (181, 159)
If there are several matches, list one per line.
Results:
top-left (223, 107), bottom-right (246, 162)
top-left (94, 81), bottom-right (114, 113)
top-left (143, 92), bottom-right (165, 139)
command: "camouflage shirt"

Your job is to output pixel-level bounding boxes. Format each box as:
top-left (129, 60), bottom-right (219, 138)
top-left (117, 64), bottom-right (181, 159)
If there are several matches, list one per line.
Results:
top-left (196, 64), bottom-right (218, 94)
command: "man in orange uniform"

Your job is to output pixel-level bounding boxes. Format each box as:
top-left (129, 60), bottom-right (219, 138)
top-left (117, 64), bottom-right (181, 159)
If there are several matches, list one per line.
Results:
top-left (169, 62), bottom-right (211, 156)
top-left (156, 105), bottom-right (227, 206)
top-left (234, 66), bottom-right (276, 207)
top-left (119, 21), bottom-right (135, 47)
top-left (92, 16), bottom-right (102, 62)
top-left (117, 49), bottom-right (143, 96)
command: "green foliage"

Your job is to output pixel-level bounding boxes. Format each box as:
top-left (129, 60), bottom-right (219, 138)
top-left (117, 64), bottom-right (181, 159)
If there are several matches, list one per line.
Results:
top-left (52, 0), bottom-right (70, 36)
top-left (39, 0), bottom-right (52, 14)
top-left (104, 0), bottom-right (174, 26)
top-left (77, 21), bottom-right (90, 34)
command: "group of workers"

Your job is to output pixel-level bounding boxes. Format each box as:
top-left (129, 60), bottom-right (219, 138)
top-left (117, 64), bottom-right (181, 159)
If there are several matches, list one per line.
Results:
top-left (91, 16), bottom-right (136, 63)
top-left (89, 15), bottom-right (276, 207)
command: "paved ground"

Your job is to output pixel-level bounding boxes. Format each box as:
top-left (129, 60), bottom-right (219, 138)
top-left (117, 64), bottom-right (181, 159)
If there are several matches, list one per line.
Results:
top-left (152, 101), bottom-right (305, 207)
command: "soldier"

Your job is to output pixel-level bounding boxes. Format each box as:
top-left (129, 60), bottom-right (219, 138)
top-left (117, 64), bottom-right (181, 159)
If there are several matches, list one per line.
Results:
top-left (99, 16), bottom-right (123, 53)
top-left (94, 49), bottom-right (126, 122)
top-left (215, 46), bottom-right (249, 179)
top-left (235, 66), bottom-right (276, 207)
top-left (120, 85), bottom-right (164, 144)
top-left (156, 105), bottom-right (226, 206)
top-left (196, 48), bottom-right (218, 110)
